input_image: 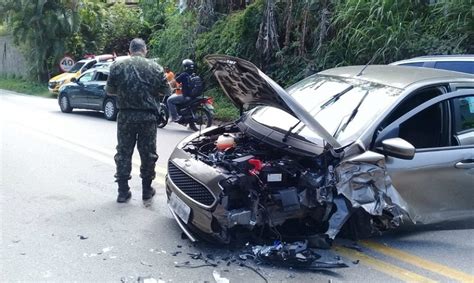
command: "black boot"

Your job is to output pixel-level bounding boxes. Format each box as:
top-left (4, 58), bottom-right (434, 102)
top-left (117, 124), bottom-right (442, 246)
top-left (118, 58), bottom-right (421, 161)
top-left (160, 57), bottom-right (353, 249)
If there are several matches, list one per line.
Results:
top-left (142, 179), bottom-right (156, 201)
top-left (117, 180), bottom-right (131, 203)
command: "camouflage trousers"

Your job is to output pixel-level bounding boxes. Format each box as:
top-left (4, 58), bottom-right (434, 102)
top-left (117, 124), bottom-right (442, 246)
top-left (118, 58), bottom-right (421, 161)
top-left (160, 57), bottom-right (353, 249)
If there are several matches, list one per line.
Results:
top-left (114, 121), bottom-right (158, 182)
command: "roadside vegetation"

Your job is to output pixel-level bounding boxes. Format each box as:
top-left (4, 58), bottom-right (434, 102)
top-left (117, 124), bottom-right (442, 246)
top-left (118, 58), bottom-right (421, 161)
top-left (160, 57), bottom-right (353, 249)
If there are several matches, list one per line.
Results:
top-left (0, 74), bottom-right (51, 97)
top-left (1, 0), bottom-right (472, 120)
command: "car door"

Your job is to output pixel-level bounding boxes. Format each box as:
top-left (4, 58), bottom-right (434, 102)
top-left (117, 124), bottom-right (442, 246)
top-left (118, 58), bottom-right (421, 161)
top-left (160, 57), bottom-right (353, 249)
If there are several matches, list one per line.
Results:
top-left (86, 71), bottom-right (108, 110)
top-left (374, 90), bottom-right (474, 224)
top-left (73, 71), bottom-right (95, 107)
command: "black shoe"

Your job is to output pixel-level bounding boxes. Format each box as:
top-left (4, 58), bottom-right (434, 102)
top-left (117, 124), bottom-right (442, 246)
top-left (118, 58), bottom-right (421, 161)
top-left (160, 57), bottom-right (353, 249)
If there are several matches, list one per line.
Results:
top-left (142, 188), bottom-right (156, 201)
top-left (117, 191), bottom-right (132, 203)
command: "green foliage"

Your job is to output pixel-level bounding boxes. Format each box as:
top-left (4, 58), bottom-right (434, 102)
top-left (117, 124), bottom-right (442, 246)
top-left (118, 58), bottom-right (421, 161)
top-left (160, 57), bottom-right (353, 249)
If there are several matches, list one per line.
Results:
top-left (0, 23), bottom-right (9, 36)
top-left (0, 74), bottom-right (51, 97)
top-left (1, 0), bottom-right (80, 82)
top-left (66, 0), bottom-right (107, 59)
top-left (148, 11), bottom-right (198, 71)
top-left (103, 3), bottom-right (151, 55)
top-left (204, 88), bottom-right (240, 121)
top-left (139, 0), bottom-right (176, 30)
top-left (313, 0), bottom-right (472, 70)
top-left (195, 0), bottom-right (264, 64)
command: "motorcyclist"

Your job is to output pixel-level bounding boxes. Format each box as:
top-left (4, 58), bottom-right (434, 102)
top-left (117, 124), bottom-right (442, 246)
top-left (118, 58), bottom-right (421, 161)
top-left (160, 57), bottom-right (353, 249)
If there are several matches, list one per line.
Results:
top-left (167, 59), bottom-right (195, 122)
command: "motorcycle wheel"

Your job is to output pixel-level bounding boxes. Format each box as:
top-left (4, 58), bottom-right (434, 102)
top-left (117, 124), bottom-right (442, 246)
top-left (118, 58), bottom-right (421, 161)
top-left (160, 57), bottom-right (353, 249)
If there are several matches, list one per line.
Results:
top-left (189, 106), bottom-right (213, 132)
top-left (157, 103), bottom-right (169, 128)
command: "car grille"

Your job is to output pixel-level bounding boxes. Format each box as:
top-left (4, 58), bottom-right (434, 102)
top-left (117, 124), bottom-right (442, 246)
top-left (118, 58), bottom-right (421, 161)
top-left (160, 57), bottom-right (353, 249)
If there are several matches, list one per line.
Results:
top-left (168, 162), bottom-right (216, 206)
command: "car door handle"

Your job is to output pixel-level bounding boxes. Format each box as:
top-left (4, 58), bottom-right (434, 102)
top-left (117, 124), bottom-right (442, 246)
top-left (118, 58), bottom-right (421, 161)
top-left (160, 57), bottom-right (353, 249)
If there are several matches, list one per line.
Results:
top-left (455, 159), bottom-right (474, 169)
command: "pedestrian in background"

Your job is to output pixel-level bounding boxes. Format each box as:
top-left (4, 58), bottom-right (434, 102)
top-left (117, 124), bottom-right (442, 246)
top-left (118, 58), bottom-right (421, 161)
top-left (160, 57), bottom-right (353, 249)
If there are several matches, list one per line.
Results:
top-left (106, 38), bottom-right (170, 203)
top-left (164, 66), bottom-right (176, 89)
top-left (167, 59), bottom-right (195, 122)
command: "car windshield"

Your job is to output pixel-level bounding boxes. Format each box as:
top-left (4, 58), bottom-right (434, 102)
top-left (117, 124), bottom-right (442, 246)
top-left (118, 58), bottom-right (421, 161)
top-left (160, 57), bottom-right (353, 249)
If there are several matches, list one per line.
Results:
top-left (68, 62), bottom-right (85, 73)
top-left (251, 74), bottom-right (403, 146)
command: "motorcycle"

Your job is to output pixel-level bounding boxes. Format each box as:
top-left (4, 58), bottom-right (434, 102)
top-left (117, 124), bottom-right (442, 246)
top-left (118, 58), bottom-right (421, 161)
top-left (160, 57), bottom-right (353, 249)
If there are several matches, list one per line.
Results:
top-left (156, 94), bottom-right (215, 131)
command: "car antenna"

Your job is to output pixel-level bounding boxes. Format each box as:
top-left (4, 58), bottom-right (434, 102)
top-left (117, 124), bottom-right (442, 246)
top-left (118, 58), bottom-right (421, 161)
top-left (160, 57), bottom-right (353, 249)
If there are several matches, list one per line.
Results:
top-left (356, 47), bottom-right (384, 77)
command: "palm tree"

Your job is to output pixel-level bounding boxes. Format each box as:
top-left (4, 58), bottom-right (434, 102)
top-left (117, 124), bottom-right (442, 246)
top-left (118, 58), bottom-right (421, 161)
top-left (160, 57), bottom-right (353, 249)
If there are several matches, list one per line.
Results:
top-left (1, 0), bottom-right (79, 82)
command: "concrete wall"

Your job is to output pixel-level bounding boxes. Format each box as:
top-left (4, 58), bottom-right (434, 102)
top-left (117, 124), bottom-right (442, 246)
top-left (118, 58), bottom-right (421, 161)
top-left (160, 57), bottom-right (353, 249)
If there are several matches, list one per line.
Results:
top-left (0, 35), bottom-right (28, 77)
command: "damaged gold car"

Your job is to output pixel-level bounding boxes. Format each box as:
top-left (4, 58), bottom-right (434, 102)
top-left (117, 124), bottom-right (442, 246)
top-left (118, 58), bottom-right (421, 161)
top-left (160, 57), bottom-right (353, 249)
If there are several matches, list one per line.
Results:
top-left (166, 55), bottom-right (474, 247)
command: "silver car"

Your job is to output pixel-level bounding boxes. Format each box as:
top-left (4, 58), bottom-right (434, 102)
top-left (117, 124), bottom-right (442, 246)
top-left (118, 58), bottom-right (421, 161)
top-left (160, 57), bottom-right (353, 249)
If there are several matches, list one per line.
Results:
top-left (166, 55), bottom-right (474, 246)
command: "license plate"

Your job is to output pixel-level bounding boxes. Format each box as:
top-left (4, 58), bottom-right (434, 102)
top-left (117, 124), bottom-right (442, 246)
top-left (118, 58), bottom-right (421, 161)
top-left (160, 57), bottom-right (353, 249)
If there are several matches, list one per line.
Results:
top-left (169, 193), bottom-right (191, 224)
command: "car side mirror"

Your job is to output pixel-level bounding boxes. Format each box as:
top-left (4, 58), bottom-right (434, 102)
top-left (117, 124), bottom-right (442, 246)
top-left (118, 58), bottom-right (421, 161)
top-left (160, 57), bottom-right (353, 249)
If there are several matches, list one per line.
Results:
top-left (70, 77), bottom-right (77, 83)
top-left (381, 138), bottom-right (415, 160)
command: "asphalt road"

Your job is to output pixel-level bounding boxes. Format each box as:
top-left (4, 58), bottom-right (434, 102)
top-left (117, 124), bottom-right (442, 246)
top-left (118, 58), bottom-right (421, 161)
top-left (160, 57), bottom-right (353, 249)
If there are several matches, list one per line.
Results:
top-left (1, 90), bottom-right (473, 282)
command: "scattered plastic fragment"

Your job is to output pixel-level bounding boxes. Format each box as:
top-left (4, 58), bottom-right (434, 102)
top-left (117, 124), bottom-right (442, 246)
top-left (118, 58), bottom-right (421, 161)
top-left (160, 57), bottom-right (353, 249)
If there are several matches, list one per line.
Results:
top-left (174, 261), bottom-right (217, 268)
top-left (140, 260), bottom-right (153, 267)
top-left (102, 246), bottom-right (114, 253)
top-left (78, 235), bottom-right (88, 240)
top-left (252, 240), bottom-right (348, 270)
top-left (352, 260), bottom-right (360, 265)
top-left (137, 276), bottom-right (158, 283)
top-left (171, 251), bottom-right (182, 256)
top-left (343, 243), bottom-right (363, 252)
top-left (212, 270), bottom-right (230, 283)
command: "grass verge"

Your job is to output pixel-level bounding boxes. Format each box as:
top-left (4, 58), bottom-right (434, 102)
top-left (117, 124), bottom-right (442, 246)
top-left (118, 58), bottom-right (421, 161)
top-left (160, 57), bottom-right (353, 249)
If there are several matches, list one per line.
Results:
top-left (0, 75), bottom-right (53, 98)
top-left (204, 87), bottom-right (239, 122)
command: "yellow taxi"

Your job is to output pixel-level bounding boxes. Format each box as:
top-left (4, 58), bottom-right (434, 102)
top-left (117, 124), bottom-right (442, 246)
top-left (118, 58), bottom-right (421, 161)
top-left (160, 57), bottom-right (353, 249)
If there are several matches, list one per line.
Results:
top-left (48, 54), bottom-right (114, 94)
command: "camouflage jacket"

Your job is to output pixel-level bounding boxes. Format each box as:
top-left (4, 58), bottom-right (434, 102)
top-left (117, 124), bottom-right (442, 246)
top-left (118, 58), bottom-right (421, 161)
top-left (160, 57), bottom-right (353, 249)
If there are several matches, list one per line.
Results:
top-left (106, 55), bottom-right (170, 123)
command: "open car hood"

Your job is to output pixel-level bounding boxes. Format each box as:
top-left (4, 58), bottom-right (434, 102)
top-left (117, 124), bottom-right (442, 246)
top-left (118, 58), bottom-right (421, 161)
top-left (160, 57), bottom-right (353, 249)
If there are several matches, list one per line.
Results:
top-left (205, 54), bottom-right (341, 148)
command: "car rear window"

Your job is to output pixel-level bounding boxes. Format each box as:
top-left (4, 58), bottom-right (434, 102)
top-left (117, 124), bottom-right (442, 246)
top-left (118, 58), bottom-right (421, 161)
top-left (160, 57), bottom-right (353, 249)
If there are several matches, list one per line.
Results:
top-left (434, 61), bottom-right (474, 74)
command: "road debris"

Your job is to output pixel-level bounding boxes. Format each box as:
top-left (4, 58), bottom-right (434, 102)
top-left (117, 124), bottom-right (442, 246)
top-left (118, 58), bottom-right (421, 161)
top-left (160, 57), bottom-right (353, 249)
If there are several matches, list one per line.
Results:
top-left (212, 270), bottom-right (230, 283)
top-left (78, 235), bottom-right (88, 240)
top-left (140, 260), bottom-right (153, 267)
top-left (252, 240), bottom-right (348, 270)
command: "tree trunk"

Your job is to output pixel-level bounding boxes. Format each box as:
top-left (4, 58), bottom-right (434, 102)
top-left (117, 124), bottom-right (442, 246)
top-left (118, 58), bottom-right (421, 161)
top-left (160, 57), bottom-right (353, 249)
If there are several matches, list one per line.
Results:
top-left (299, 1), bottom-right (309, 56)
top-left (256, 0), bottom-right (280, 64)
top-left (197, 0), bottom-right (216, 32)
top-left (317, 0), bottom-right (330, 51)
top-left (283, 0), bottom-right (293, 49)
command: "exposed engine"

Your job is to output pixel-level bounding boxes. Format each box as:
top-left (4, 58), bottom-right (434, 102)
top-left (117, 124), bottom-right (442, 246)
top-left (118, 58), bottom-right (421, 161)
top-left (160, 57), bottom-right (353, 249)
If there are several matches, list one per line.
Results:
top-left (181, 124), bottom-right (344, 245)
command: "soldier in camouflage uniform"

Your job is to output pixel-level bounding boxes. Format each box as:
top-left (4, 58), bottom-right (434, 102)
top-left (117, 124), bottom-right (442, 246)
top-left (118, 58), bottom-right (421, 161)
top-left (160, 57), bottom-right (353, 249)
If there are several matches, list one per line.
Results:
top-left (106, 38), bottom-right (170, 203)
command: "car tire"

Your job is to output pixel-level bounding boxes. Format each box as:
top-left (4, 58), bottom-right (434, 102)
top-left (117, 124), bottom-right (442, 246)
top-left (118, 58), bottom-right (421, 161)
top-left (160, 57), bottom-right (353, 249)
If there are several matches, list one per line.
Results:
top-left (189, 107), bottom-right (213, 132)
top-left (59, 94), bottom-right (73, 113)
top-left (103, 98), bottom-right (118, 121)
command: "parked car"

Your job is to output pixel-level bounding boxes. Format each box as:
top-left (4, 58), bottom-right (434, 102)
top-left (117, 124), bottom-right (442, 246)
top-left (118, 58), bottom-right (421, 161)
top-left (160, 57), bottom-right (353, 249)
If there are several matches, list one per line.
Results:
top-left (390, 55), bottom-right (474, 74)
top-left (48, 54), bottom-right (115, 94)
top-left (166, 55), bottom-right (474, 246)
top-left (91, 55), bottom-right (130, 70)
top-left (58, 67), bottom-right (118, 121)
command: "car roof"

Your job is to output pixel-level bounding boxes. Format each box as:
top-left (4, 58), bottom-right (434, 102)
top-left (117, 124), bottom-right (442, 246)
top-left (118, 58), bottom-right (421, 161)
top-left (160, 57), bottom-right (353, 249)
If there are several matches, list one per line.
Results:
top-left (76, 58), bottom-right (95, 64)
top-left (81, 67), bottom-right (109, 76)
top-left (318, 65), bottom-right (474, 89)
top-left (390, 55), bottom-right (474, 65)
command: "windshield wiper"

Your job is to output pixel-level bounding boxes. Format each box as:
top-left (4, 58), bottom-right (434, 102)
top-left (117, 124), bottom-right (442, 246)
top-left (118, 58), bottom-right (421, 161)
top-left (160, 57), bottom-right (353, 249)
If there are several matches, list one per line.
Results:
top-left (334, 90), bottom-right (369, 138)
top-left (319, 85), bottom-right (354, 109)
top-left (282, 121), bottom-right (302, 142)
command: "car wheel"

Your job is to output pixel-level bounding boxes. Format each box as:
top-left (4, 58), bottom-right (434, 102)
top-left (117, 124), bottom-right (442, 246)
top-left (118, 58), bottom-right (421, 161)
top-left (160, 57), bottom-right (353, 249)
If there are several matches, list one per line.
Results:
top-left (189, 107), bottom-right (213, 132)
top-left (157, 103), bottom-right (169, 128)
top-left (103, 98), bottom-right (117, 121)
top-left (59, 94), bottom-right (73, 113)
